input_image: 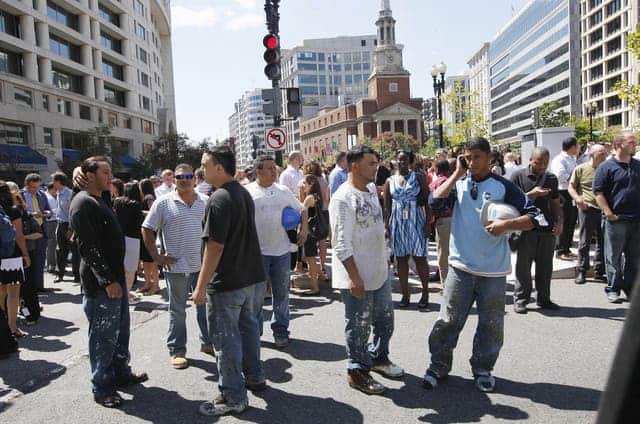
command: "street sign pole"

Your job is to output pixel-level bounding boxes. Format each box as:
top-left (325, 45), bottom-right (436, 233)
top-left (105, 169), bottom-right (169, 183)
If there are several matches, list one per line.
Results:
top-left (265, 0), bottom-right (283, 166)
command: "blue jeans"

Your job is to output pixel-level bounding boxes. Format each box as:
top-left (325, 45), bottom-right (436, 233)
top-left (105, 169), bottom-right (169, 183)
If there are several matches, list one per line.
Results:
top-left (83, 282), bottom-right (132, 397)
top-left (165, 272), bottom-right (210, 355)
top-left (603, 220), bottom-right (640, 294)
top-left (262, 254), bottom-right (291, 338)
top-left (207, 282), bottom-right (266, 404)
top-left (427, 266), bottom-right (506, 378)
top-left (341, 280), bottom-right (394, 371)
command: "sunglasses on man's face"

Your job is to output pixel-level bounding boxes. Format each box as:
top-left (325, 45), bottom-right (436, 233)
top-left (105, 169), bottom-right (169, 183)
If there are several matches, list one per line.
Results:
top-left (175, 174), bottom-right (194, 181)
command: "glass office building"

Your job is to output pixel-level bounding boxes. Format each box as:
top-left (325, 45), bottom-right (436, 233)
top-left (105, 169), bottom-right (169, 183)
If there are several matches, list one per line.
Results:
top-left (489, 0), bottom-right (581, 142)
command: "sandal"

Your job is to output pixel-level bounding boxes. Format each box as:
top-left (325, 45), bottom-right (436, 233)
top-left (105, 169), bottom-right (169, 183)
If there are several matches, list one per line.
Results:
top-left (11, 329), bottom-right (26, 338)
top-left (94, 393), bottom-right (123, 408)
top-left (418, 295), bottom-right (429, 310)
top-left (397, 296), bottom-right (410, 308)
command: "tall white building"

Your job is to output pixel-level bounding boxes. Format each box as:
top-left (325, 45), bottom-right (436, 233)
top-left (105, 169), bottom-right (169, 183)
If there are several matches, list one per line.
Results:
top-left (581, 0), bottom-right (639, 129)
top-left (280, 34), bottom-right (377, 153)
top-left (467, 42), bottom-right (491, 136)
top-left (228, 88), bottom-right (274, 169)
top-left (0, 0), bottom-right (176, 176)
top-left (489, 0), bottom-right (581, 143)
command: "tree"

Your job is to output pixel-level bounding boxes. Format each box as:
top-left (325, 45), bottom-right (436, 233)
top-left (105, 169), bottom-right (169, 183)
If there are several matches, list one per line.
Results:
top-left (441, 81), bottom-right (489, 146)
top-left (56, 125), bottom-right (118, 178)
top-left (363, 132), bottom-right (421, 161)
top-left (613, 25), bottom-right (640, 108)
top-left (537, 101), bottom-right (571, 128)
top-left (133, 133), bottom-right (214, 179)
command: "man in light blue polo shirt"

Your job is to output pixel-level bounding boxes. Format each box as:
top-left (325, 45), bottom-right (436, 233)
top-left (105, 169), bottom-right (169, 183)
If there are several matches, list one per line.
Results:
top-left (142, 163), bottom-right (212, 370)
top-left (423, 137), bottom-right (538, 393)
top-left (329, 152), bottom-right (348, 195)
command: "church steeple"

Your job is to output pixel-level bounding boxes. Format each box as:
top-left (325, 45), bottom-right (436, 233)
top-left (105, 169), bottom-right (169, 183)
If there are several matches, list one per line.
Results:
top-left (376, 0), bottom-right (396, 46)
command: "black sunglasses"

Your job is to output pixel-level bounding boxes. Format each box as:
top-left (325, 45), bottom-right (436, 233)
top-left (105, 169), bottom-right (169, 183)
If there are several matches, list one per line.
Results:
top-left (470, 182), bottom-right (478, 200)
top-left (175, 174), bottom-right (194, 180)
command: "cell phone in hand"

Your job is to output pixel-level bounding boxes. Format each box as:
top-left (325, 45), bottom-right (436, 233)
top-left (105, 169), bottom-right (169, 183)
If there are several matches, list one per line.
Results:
top-left (458, 156), bottom-right (468, 169)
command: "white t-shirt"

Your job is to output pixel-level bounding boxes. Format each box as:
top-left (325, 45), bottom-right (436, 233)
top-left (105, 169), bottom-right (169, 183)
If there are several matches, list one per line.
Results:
top-left (279, 166), bottom-right (303, 196)
top-left (155, 183), bottom-right (175, 198)
top-left (246, 182), bottom-right (303, 257)
top-left (329, 182), bottom-right (387, 291)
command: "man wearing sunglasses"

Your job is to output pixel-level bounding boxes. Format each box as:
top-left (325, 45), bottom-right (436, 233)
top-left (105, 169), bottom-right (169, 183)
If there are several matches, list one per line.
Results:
top-left (142, 164), bottom-right (212, 370)
top-left (424, 137), bottom-right (538, 393)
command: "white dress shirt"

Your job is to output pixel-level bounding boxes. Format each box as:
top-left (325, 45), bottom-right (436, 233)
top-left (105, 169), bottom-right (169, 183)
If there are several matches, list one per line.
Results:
top-left (550, 151), bottom-right (577, 190)
top-left (278, 165), bottom-right (303, 196)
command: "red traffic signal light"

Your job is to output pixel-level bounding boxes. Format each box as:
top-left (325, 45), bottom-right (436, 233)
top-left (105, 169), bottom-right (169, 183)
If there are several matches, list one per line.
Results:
top-left (263, 34), bottom-right (279, 50)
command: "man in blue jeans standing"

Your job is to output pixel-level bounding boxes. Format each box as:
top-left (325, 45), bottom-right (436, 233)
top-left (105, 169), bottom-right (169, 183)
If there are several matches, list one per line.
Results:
top-left (70, 157), bottom-right (147, 408)
top-left (193, 146), bottom-right (266, 417)
top-left (593, 131), bottom-right (640, 303)
top-left (246, 155), bottom-right (308, 348)
top-left (142, 163), bottom-right (212, 370)
top-left (424, 137), bottom-right (537, 393)
top-left (330, 145), bottom-right (404, 396)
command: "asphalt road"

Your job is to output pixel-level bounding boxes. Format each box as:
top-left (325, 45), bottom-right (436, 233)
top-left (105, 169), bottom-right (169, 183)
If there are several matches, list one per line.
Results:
top-left (0, 265), bottom-right (628, 423)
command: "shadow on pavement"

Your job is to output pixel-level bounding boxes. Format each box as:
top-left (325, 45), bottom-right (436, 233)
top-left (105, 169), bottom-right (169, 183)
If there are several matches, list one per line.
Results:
top-left (20, 317), bottom-right (78, 339)
top-left (119, 385), bottom-right (206, 423)
top-left (534, 306), bottom-right (627, 321)
top-left (263, 357), bottom-right (293, 384)
top-left (262, 339), bottom-right (346, 362)
top-left (0, 358), bottom-right (67, 413)
top-left (38, 291), bottom-right (82, 305)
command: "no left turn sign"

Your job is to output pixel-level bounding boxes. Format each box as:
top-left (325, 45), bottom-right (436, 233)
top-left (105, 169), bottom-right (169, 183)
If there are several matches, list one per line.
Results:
top-left (265, 127), bottom-right (286, 151)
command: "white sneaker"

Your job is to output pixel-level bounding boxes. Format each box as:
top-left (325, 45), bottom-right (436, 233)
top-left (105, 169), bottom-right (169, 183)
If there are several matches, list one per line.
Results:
top-left (371, 360), bottom-right (404, 379)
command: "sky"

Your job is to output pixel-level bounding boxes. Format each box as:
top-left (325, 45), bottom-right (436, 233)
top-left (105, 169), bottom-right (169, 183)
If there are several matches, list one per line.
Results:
top-left (169, 0), bottom-right (530, 143)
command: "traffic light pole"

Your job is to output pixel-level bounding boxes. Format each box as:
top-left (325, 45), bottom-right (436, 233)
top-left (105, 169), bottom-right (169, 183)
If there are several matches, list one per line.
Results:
top-left (265, 0), bottom-right (283, 166)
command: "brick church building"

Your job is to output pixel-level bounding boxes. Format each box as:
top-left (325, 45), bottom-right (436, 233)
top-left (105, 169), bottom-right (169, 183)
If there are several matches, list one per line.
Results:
top-left (300, 0), bottom-right (423, 161)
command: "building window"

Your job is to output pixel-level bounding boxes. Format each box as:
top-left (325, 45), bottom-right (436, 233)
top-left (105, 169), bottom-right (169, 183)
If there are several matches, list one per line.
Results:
top-left (142, 119), bottom-right (152, 134)
top-left (98, 3), bottom-right (120, 27)
top-left (135, 22), bottom-right (146, 40)
top-left (102, 59), bottom-right (123, 80)
top-left (139, 71), bottom-right (149, 87)
top-left (43, 127), bottom-right (53, 145)
top-left (0, 10), bottom-right (21, 38)
top-left (49, 34), bottom-right (81, 63)
top-left (104, 85), bottom-right (125, 107)
top-left (141, 96), bottom-right (150, 111)
top-left (0, 48), bottom-right (23, 76)
top-left (42, 94), bottom-right (49, 110)
top-left (138, 47), bottom-right (148, 64)
top-left (52, 68), bottom-right (82, 93)
top-left (121, 116), bottom-right (131, 129)
top-left (389, 82), bottom-right (398, 92)
top-left (14, 87), bottom-right (32, 107)
top-left (56, 98), bottom-right (72, 116)
top-left (0, 122), bottom-right (28, 145)
top-left (61, 130), bottom-right (82, 149)
top-left (108, 111), bottom-right (117, 127)
top-left (100, 32), bottom-right (122, 54)
top-left (79, 104), bottom-right (91, 120)
top-left (361, 39), bottom-right (366, 47)
top-left (47, 1), bottom-right (79, 31)
top-left (135, 0), bottom-right (145, 17)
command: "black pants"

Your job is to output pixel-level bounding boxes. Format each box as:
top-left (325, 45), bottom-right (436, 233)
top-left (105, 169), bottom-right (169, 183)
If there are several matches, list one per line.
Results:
top-left (577, 207), bottom-right (604, 275)
top-left (20, 249), bottom-right (41, 322)
top-left (556, 190), bottom-right (578, 254)
top-left (56, 222), bottom-right (80, 279)
top-left (514, 231), bottom-right (556, 305)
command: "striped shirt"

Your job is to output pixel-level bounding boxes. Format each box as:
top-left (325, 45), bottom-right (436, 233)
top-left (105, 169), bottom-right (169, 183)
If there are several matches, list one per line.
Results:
top-left (142, 191), bottom-right (208, 273)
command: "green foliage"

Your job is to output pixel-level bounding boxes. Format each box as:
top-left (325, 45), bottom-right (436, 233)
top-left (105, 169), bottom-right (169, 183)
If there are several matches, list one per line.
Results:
top-left (133, 133), bottom-right (213, 178)
top-left (419, 137), bottom-right (439, 158)
top-left (441, 82), bottom-right (489, 146)
top-left (363, 132), bottom-right (421, 161)
top-left (56, 125), bottom-right (121, 178)
top-left (537, 101), bottom-right (571, 128)
top-left (614, 25), bottom-right (640, 107)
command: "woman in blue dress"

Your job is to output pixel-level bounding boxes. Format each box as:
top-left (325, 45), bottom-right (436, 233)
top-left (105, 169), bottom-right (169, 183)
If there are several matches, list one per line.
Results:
top-left (383, 151), bottom-right (431, 309)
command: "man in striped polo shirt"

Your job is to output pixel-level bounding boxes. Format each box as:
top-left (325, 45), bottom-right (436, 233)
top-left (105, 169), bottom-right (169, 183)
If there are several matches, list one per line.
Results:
top-left (142, 163), bottom-right (212, 370)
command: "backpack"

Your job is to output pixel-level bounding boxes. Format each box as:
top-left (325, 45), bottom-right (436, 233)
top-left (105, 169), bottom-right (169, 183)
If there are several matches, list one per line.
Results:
top-left (0, 205), bottom-right (16, 259)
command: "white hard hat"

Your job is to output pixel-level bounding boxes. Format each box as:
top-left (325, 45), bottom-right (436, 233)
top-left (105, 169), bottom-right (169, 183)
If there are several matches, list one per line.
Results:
top-left (480, 201), bottom-right (522, 235)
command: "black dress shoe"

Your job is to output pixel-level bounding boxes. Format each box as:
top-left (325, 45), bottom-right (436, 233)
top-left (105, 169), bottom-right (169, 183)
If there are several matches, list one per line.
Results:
top-left (54, 275), bottom-right (65, 283)
top-left (417, 296), bottom-right (429, 310)
top-left (574, 272), bottom-right (586, 285)
top-left (397, 296), bottom-right (410, 308)
top-left (347, 369), bottom-right (386, 395)
top-left (537, 301), bottom-right (560, 310)
top-left (115, 372), bottom-right (149, 388)
top-left (514, 303), bottom-right (527, 314)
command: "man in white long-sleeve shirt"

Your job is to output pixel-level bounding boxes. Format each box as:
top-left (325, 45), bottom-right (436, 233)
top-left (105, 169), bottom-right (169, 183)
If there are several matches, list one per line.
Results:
top-left (278, 151), bottom-right (304, 196)
top-left (550, 137), bottom-right (580, 260)
top-left (329, 144), bottom-right (403, 396)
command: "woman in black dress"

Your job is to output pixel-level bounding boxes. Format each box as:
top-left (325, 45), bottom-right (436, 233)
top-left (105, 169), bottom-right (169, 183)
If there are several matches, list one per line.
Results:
top-left (113, 182), bottom-right (144, 303)
top-left (0, 183), bottom-right (31, 337)
top-left (138, 179), bottom-right (159, 294)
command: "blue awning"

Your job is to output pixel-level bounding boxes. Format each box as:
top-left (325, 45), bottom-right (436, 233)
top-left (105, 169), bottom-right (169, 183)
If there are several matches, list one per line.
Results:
top-left (0, 144), bottom-right (48, 167)
top-left (62, 148), bottom-right (81, 161)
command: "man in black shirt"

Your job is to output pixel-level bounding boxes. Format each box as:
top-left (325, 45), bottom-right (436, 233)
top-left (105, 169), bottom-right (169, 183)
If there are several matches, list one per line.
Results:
top-left (510, 147), bottom-right (563, 313)
top-left (192, 146), bottom-right (266, 417)
top-left (69, 156), bottom-right (147, 408)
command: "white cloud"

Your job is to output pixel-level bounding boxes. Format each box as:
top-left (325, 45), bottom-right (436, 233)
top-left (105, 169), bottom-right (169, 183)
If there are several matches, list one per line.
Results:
top-left (234, 0), bottom-right (257, 10)
top-left (171, 5), bottom-right (216, 29)
top-left (225, 13), bottom-right (263, 31)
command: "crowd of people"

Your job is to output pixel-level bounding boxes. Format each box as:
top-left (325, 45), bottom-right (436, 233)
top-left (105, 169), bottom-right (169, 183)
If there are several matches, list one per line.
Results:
top-left (0, 131), bottom-right (638, 416)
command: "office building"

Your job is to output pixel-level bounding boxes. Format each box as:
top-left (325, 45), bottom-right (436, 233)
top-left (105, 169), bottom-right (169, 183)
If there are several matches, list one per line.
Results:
top-left (422, 96), bottom-right (438, 140)
top-left (467, 42), bottom-right (491, 135)
top-left (228, 88), bottom-right (274, 169)
top-left (0, 0), bottom-right (176, 176)
top-left (489, 0), bottom-right (581, 142)
top-left (581, 0), bottom-right (639, 129)
top-left (442, 74), bottom-right (469, 136)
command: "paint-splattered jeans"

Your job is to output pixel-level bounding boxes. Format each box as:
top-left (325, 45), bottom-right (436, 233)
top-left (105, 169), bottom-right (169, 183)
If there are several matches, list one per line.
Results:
top-left (341, 279), bottom-right (394, 371)
top-left (207, 282), bottom-right (266, 404)
top-left (83, 282), bottom-right (132, 397)
top-left (426, 266), bottom-right (506, 378)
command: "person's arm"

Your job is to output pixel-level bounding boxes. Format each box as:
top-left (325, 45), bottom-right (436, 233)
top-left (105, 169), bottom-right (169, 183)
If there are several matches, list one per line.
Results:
top-left (485, 178), bottom-right (537, 235)
top-left (595, 193), bottom-right (617, 221)
top-left (434, 156), bottom-right (466, 199)
top-left (382, 179), bottom-right (391, 229)
top-left (192, 239), bottom-right (225, 305)
top-left (551, 197), bottom-right (563, 236)
top-left (12, 218), bottom-right (30, 268)
top-left (593, 164), bottom-right (618, 221)
top-left (332, 196), bottom-right (364, 299)
top-left (141, 201), bottom-right (176, 268)
top-left (568, 169), bottom-right (587, 210)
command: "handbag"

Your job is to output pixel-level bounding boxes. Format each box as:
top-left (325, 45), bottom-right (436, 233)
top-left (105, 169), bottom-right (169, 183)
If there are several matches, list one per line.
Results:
top-left (308, 202), bottom-right (329, 240)
top-left (22, 213), bottom-right (43, 251)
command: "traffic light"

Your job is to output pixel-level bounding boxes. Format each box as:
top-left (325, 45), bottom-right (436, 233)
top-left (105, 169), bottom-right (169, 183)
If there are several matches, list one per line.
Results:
top-left (530, 108), bottom-right (539, 129)
top-left (263, 34), bottom-right (281, 81)
top-left (286, 87), bottom-right (301, 118)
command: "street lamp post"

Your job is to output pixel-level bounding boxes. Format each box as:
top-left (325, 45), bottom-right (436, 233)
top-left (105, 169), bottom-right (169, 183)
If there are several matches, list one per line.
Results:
top-left (586, 101), bottom-right (598, 142)
top-left (431, 62), bottom-right (447, 148)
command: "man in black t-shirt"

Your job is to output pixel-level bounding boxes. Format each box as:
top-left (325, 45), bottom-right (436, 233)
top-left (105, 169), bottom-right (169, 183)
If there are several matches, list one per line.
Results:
top-left (510, 147), bottom-right (563, 314)
top-left (192, 146), bottom-right (266, 417)
top-left (70, 157), bottom-right (147, 408)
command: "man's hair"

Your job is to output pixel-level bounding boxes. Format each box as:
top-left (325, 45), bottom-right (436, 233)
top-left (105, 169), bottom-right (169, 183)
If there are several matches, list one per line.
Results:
top-left (288, 151), bottom-right (302, 162)
top-left (81, 156), bottom-right (110, 174)
top-left (612, 131), bottom-right (635, 149)
top-left (46, 182), bottom-right (55, 190)
top-left (195, 168), bottom-right (205, 179)
top-left (174, 163), bottom-right (192, 173)
top-left (346, 144), bottom-right (377, 167)
top-left (254, 155), bottom-right (275, 169)
top-left (397, 150), bottom-right (416, 163)
top-left (465, 137), bottom-right (491, 153)
top-left (335, 151), bottom-right (347, 164)
top-left (531, 146), bottom-right (550, 159)
top-left (435, 159), bottom-right (450, 175)
top-left (51, 171), bottom-right (67, 186)
top-left (205, 146), bottom-right (236, 176)
top-left (562, 137), bottom-right (578, 151)
top-left (161, 169), bottom-right (173, 177)
top-left (24, 173), bottom-right (41, 185)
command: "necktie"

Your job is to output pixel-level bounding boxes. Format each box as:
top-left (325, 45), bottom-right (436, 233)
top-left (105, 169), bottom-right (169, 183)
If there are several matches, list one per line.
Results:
top-left (32, 195), bottom-right (43, 226)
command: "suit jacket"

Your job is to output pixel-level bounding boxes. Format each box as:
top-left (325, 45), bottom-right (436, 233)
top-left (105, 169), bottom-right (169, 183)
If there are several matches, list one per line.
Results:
top-left (22, 189), bottom-right (51, 229)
